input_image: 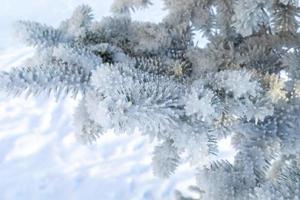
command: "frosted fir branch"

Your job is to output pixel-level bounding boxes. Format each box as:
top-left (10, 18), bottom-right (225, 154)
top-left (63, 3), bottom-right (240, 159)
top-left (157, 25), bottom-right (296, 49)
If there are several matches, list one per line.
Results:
top-left (242, 97), bottom-right (274, 124)
top-left (88, 62), bottom-right (186, 137)
top-left (59, 5), bottom-right (93, 39)
top-left (91, 16), bottom-right (134, 53)
top-left (176, 130), bottom-right (217, 166)
top-left (268, 100), bottom-right (300, 155)
top-left (88, 43), bottom-right (129, 63)
top-left (131, 21), bottom-right (172, 54)
top-left (111, 0), bottom-right (153, 14)
top-left (232, 0), bottom-right (271, 37)
top-left (51, 44), bottom-right (102, 71)
top-left (2, 2), bottom-right (300, 199)
top-left (213, 69), bottom-right (261, 99)
top-left (163, 0), bottom-right (217, 38)
top-left (95, 17), bottom-right (174, 56)
top-left (152, 139), bottom-right (180, 178)
top-left (0, 63), bottom-right (91, 99)
top-left (272, 0), bottom-right (300, 35)
top-left (15, 21), bottom-right (70, 47)
top-left (283, 49), bottom-right (300, 91)
top-left (134, 57), bottom-right (167, 75)
top-left (283, 50), bottom-right (300, 97)
top-left (185, 47), bottom-right (219, 75)
top-left (184, 84), bottom-right (219, 123)
top-left (214, 0), bottom-right (235, 36)
top-left (22, 43), bottom-right (103, 79)
top-left (162, 0), bottom-right (217, 39)
top-left (15, 5), bottom-right (95, 47)
top-left (252, 161), bottom-right (300, 200)
top-left (67, 5), bottom-right (93, 29)
top-left (134, 56), bottom-right (191, 78)
top-left (192, 6), bottom-right (217, 38)
top-left (91, 11), bottom-right (189, 56)
top-left (196, 160), bottom-right (256, 200)
top-left (74, 98), bottom-right (102, 144)
top-left (264, 73), bottom-right (288, 103)
top-left (235, 44), bottom-right (284, 74)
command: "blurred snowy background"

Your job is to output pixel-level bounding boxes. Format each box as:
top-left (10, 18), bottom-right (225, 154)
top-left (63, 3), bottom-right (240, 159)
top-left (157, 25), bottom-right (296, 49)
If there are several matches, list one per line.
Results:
top-left (0, 1), bottom-right (233, 199)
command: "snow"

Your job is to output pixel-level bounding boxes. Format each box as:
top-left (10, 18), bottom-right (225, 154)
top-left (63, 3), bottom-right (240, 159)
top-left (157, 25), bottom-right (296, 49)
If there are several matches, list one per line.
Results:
top-left (0, 1), bottom-right (235, 199)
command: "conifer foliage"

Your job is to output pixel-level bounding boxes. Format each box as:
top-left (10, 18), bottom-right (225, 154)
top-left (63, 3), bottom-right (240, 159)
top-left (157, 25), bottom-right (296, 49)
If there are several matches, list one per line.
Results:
top-left (1, 1), bottom-right (300, 199)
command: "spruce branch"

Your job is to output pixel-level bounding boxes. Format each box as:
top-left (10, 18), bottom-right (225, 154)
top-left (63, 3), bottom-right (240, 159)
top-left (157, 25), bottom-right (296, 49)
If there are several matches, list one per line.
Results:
top-left (15, 21), bottom-right (69, 47)
top-left (0, 63), bottom-right (91, 99)
top-left (1, 3), bottom-right (300, 199)
top-left (272, 0), bottom-right (300, 35)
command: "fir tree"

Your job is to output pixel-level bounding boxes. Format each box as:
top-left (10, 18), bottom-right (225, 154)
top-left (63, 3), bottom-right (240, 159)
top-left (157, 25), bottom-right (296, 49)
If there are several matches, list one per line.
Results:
top-left (1, 1), bottom-right (300, 199)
